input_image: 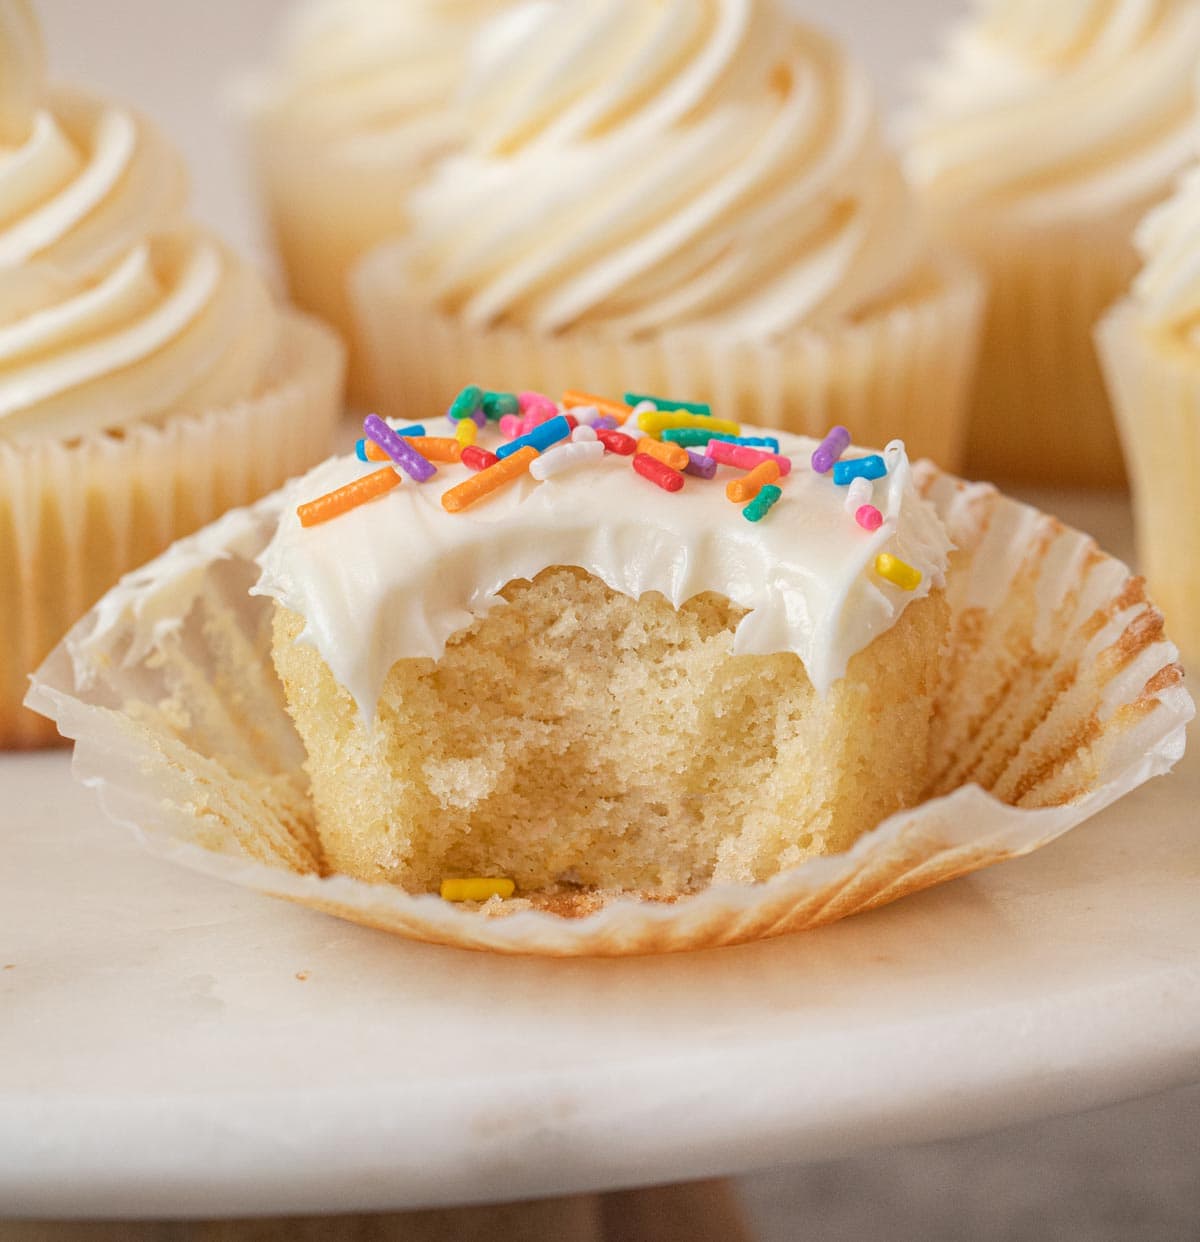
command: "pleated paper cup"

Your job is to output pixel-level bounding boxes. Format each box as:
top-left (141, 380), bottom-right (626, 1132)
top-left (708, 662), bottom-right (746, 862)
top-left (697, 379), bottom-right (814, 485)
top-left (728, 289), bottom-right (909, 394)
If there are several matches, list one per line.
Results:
top-left (933, 202), bottom-right (1148, 488)
top-left (351, 250), bottom-right (984, 472)
top-left (1098, 301), bottom-right (1200, 661)
top-left (25, 462), bottom-right (1191, 955)
top-left (0, 312), bottom-right (344, 750)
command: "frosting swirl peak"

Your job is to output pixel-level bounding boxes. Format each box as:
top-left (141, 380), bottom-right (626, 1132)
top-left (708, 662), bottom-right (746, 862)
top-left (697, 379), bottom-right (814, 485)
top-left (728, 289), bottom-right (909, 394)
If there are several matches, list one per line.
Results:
top-left (0, 9), bottom-right (281, 442)
top-left (399, 0), bottom-right (923, 336)
top-left (907, 0), bottom-right (1200, 223)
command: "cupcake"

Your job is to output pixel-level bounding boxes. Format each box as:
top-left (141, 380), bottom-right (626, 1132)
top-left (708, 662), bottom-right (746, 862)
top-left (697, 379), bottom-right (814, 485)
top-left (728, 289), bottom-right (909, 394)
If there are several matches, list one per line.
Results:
top-left (244, 0), bottom-right (505, 399)
top-left (257, 414), bottom-right (951, 895)
top-left (906, 0), bottom-right (1200, 487)
top-left (351, 0), bottom-right (984, 469)
top-left (26, 390), bottom-right (1191, 953)
top-left (0, 2), bottom-right (345, 749)
top-left (1098, 162), bottom-right (1200, 659)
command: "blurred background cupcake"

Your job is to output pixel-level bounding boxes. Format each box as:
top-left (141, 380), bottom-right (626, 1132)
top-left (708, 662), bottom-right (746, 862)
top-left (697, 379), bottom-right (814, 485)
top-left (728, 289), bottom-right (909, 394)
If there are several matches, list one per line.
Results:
top-left (0, 0), bottom-right (344, 748)
top-left (350, 0), bottom-right (984, 466)
top-left (907, 0), bottom-right (1200, 488)
top-left (245, 0), bottom-right (504, 399)
top-left (1098, 159), bottom-right (1200, 660)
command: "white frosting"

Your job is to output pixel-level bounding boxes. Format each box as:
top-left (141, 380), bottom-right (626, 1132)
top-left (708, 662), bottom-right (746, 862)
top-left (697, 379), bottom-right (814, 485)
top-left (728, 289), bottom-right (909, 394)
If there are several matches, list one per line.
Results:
top-left (254, 0), bottom-right (506, 164)
top-left (396, 0), bottom-right (924, 336)
top-left (253, 418), bottom-right (951, 721)
top-left (0, 7), bottom-right (282, 442)
top-left (906, 0), bottom-right (1200, 225)
top-left (1131, 162), bottom-right (1200, 343)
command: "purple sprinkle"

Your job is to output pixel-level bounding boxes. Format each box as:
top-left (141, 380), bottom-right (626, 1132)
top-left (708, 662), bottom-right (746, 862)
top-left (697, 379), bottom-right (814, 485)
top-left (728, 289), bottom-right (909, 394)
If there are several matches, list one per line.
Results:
top-left (363, 413), bottom-right (436, 483)
top-left (684, 450), bottom-right (717, 480)
top-left (593, 415), bottom-right (619, 431)
top-left (812, 425), bottom-right (851, 474)
top-left (470, 406), bottom-right (487, 429)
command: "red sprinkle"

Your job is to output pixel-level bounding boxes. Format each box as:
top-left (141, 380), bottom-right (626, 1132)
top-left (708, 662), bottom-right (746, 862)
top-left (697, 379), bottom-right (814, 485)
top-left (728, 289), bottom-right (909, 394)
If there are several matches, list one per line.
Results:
top-left (706, 440), bottom-right (792, 476)
top-left (632, 452), bottom-right (684, 493)
top-left (856, 504), bottom-right (884, 532)
top-left (596, 428), bottom-right (637, 456)
top-left (461, 445), bottom-right (500, 472)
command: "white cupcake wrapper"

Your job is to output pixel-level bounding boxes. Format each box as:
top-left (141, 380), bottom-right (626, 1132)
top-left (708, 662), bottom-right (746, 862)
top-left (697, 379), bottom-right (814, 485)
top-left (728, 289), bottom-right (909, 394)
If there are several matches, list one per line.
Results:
top-left (1097, 301), bottom-right (1200, 660)
top-left (350, 251), bottom-right (984, 472)
top-left (0, 312), bottom-right (344, 749)
top-left (24, 462), bottom-right (1191, 955)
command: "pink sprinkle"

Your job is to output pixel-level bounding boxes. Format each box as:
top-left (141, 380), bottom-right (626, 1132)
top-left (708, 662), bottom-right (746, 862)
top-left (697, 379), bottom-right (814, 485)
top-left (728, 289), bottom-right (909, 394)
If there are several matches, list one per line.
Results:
top-left (499, 414), bottom-right (523, 437)
top-left (520, 403), bottom-right (556, 434)
top-left (706, 440), bottom-right (792, 476)
top-left (518, 390), bottom-right (554, 413)
top-left (856, 504), bottom-right (884, 532)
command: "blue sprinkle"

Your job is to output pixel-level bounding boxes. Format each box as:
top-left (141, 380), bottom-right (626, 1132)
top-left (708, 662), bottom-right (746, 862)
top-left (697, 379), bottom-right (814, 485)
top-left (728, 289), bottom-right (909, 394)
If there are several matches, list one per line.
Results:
top-left (496, 415), bottom-right (572, 459)
top-left (832, 454), bottom-right (887, 485)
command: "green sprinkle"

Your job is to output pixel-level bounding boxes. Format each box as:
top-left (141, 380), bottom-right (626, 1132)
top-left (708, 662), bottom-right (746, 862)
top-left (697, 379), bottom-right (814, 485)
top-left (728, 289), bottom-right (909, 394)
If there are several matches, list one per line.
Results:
top-left (624, 392), bottom-right (712, 416)
top-left (743, 485), bottom-right (782, 523)
top-left (449, 385), bottom-right (484, 421)
top-left (482, 391), bottom-right (519, 419)
top-left (661, 427), bottom-right (716, 447)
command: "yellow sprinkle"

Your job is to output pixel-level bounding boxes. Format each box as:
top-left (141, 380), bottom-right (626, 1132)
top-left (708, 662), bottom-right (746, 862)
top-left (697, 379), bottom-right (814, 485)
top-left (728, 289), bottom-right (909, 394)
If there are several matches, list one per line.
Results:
top-left (637, 410), bottom-right (740, 437)
top-left (440, 877), bottom-right (516, 903)
top-left (456, 420), bottom-right (477, 447)
top-left (875, 553), bottom-right (922, 591)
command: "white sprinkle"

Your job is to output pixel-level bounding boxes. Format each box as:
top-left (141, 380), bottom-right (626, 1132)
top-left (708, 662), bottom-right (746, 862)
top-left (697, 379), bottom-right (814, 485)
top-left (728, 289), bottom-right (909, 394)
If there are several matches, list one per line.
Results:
top-left (529, 440), bottom-right (605, 480)
top-left (569, 404), bottom-right (601, 425)
top-left (631, 400), bottom-right (656, 419)
top-left (844, 476), bottom-right (873, 514)
top-left (571, 424), bottom-right (598, 443)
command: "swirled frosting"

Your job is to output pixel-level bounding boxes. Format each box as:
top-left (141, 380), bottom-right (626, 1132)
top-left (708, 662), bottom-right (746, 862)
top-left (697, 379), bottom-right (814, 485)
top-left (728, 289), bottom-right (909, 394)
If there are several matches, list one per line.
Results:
top-left (254, 0), bottom-right (506, 163)
top-left (395, 0), bottom-right (924, 336)
top-left (253, 418), bottom-right (951, 720)
top-left (0, 5), bottom-right (281, 442)
top-left (906, 0), bottom-right (1200, 224)
top-left (1130, 162), bottom-right (1200, 342)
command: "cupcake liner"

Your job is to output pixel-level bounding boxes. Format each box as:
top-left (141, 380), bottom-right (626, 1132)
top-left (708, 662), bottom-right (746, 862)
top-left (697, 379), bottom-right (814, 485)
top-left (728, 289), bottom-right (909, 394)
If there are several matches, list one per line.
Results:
top-left (1097, 302), bottom-right (1200, 660)
top-left (939, 205), bottom-right (1148, 487)
top-left (0, 312), bottom-right (344, 750)
top-left (24, 464), bottom-right (1191, 956)
top-left (350, 250), bottom-right (984, 472)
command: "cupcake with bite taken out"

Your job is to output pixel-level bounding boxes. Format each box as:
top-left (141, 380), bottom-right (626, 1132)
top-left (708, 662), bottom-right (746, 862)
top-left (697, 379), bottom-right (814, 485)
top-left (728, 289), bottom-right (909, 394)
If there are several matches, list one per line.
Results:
top-left (351, 0), bottom-right (984, 470)
top-left (0, 1), bottom-right (344, 748)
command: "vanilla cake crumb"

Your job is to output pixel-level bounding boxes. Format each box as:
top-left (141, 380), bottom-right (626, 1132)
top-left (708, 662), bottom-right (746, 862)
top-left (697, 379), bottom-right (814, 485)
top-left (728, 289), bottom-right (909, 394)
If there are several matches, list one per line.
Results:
top-left (272, 567), bottom-right (947, 896)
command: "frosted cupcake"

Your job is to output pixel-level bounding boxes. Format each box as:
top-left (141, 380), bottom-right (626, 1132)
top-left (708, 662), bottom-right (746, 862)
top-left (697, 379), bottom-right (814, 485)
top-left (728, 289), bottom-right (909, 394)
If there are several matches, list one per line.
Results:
top-left (907, 0), bottom-right (1200, 486)
top-left (245, 0), bottom-right (505, 398)
top-left (0, 2), bottom-right (344, 749)
top-left (1098, 163), bottom-right (1200, 658)
top-left (351, 0), bottom-right (984, 467)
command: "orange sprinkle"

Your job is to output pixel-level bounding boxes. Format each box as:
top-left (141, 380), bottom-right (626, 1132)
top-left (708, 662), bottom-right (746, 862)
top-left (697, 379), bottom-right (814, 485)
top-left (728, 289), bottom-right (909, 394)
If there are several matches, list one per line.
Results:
top-left (442, 445), bottom-right (539, 513)
top-left (726, 460), bottom-right (781, 503)
top-left (405, 436), bottom-right (462, 463)
top-left (637, 436), bottom-right (689, 472)
top-left (563, 389), bottom-right (632, 423)
top-left (362, 435), bottom-right (461, 463)
top-left (298, 467), bottom-right (400, 527)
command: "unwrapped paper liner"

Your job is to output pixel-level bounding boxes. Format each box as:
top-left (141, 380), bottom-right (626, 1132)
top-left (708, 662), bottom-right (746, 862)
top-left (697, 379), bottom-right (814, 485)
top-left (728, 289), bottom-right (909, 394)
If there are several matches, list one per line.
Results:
top-left (26, 466), bottom-right (1193, 956)
top-left (351, 249), bottom-right (984, 473)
